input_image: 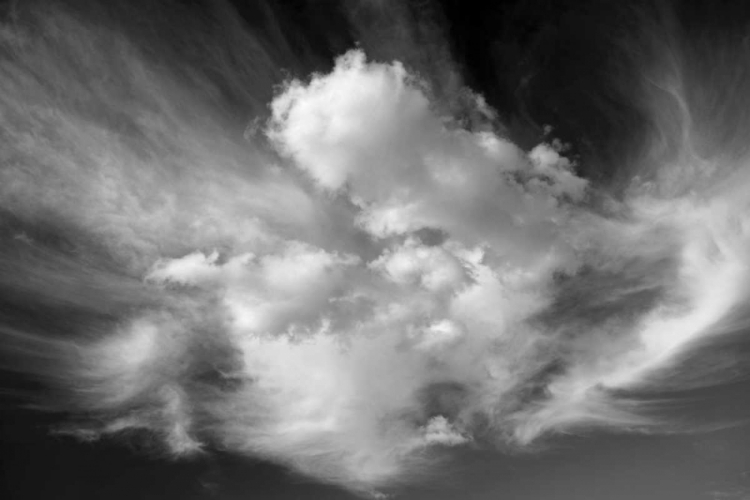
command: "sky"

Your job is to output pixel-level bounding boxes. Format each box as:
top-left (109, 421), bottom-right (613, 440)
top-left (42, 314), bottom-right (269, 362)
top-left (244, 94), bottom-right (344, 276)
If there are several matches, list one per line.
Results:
top-left (2, 0), bottom-right (750, 499)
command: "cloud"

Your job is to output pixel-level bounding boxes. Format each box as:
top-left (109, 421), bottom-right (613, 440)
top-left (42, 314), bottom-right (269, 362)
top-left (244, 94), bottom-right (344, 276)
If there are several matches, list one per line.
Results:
top-left (1, 1), bottom-right (750, 496)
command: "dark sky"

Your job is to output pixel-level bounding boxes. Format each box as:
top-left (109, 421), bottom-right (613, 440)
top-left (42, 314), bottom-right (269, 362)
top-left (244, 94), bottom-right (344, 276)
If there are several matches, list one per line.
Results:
top-left (3, 0), bottom-right (750, 499)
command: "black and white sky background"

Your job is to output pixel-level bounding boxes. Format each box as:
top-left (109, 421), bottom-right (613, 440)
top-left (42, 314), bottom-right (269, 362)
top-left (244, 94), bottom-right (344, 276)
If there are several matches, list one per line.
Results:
top-left (2, 0), bottom-right (750, 499)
